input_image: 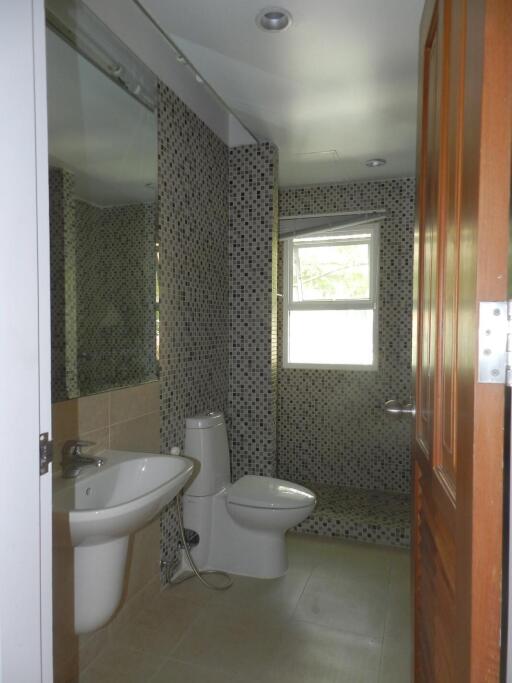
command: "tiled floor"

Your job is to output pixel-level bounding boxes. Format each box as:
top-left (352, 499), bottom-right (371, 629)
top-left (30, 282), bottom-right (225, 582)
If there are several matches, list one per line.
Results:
top-left (295, 484), bottom-right (411, 548)
top-left (81, 534), bottom-right (411, 683)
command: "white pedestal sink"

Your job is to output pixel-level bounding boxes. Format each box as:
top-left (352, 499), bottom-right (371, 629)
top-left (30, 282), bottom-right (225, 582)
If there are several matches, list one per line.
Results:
top-left (53, 449), bottom-right (193, 634)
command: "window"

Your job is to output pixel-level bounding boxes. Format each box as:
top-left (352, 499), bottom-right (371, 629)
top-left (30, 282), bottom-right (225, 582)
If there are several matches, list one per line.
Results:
top-left (283, 225), bottom-right (379, 369)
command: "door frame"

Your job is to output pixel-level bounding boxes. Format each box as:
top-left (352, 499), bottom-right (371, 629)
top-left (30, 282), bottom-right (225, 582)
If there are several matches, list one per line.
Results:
top-left (0, 1), bottom-right (52, 681)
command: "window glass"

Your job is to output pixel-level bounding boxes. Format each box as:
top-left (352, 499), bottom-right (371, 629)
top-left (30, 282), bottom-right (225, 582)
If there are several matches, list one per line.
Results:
top-left (292, 242), bottom-right (370, 302)
top-left (288, 310), bottom-right (374, 365)
top-left (283, 225), bottom-right (378, 368)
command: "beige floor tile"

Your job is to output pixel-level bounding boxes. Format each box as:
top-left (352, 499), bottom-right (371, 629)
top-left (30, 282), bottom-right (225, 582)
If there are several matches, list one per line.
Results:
top-left (162, 577), bottom-right (216, 607)
top-left (387, 548), bottom-right (411, 580)
top-left (312, 540), bottom-right (392, 582)
top-left (149, 658), bottom-right (247, 683)
top-left (293, 572), bottom-right (389, 639)
top-left (385, 595), bottom-right (411, 642)
top-left (171, 607), bottom-right (283, 678)
top-left (79, 665), bottom-right (123, 683)
top-left (265, 620), bottom-right (381, 683)
top-left (88, 646), bottom-right (167, 682)
top-left (286, 533), bottom-right (325, 571)
top-left (113, 595), bottom-right (202, 657)
top-left (82, 536), bottom-right (411, 683)
top-left (379, 634), bottom-right (412, 683)
top-left (210, 567), bottom-right (310, 613)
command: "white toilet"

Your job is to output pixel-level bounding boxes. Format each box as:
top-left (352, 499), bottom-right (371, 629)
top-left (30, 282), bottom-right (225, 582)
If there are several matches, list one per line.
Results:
top-left (176, 412), bottom-right (316, 579)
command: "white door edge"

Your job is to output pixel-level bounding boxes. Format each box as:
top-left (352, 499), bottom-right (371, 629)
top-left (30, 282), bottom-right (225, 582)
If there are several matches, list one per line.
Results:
top-left (0, 1), bottom-right (52, 681)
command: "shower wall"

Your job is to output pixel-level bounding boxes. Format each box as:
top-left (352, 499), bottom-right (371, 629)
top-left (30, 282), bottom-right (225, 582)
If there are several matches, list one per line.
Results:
top-left (277, 178), bottom-right (416, 494)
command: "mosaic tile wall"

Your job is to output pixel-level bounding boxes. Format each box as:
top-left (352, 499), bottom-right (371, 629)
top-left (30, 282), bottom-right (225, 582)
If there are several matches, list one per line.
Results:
top-left (49, 167), bottom-right (79, 401)
top-left (157, 82), bottom-right (230, 575)
top-left (228, 142), bottom-right (279, 480)
top-left (75, 200), bottom-right (158, 396)
top-left (277, 178), bottom-right (416, 494)
top-left (49, 168), bottom-right (158, 401)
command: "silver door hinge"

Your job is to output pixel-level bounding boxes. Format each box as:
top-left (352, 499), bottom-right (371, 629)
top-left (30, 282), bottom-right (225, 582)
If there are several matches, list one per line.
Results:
top-left (39, 432), bottom-right (53, 475)
top-left (478, 301), bottom-right (512, 387)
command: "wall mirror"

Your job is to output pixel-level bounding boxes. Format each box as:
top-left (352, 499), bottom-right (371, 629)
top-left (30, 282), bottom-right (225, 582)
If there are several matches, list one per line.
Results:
top-left (46, 0), bottom-right (159, 402)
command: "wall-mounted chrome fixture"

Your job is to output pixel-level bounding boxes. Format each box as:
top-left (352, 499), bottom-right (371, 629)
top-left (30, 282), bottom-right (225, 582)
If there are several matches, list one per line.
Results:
top-left (256, 7), bottom-right (293, 32)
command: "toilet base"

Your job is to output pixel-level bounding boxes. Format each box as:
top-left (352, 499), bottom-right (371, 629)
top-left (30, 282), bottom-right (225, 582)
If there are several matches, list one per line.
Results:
top-left (180, 490), bottom-right (289, 579)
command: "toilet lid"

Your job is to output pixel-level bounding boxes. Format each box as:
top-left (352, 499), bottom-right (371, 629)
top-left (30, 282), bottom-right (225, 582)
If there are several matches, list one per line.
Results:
top-left (228, 476), bottom-right (316, 510)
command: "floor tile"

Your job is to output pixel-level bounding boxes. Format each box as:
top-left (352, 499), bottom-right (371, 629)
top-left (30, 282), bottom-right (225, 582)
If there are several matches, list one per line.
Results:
top-left (79, 666), bottom-right (123, 683)
top-left (149, 658), bottom-right (246, 683)
top-left (163, 576), bottom-right (216, 607)
top-left (87, 646), bottom-right (167, 682)
top-left (379, 634), bottom-right (412, 683)
top-left (210, 567), bottom-right (310, 615)
top-left (265, 620), bottom-right (381, 683)
top-left (82, 535), bottom-right (411, 683)
top-left (171, 607), bottom-right (283, 678)
top-left (294, 571), bottom-right (390, 639)
top-left (311, 540), bottom-right (392, 581)
top-left (112, 593), bottom-right (202, 658)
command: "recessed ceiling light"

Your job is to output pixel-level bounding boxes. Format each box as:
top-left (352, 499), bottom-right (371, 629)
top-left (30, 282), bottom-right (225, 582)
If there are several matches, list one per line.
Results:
top-left (256, 7), bottom-right (292, 32)
top-left (365, 158), bottom-right (387, 168)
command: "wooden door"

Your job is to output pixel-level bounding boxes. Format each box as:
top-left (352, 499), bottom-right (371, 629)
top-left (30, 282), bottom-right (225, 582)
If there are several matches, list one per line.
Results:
top-left (413, 0), bottom-right (512, 680)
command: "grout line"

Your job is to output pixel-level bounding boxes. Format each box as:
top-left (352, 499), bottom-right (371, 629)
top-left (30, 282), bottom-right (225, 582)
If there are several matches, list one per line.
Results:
top-left (108, 407), bottom-right (160, 428)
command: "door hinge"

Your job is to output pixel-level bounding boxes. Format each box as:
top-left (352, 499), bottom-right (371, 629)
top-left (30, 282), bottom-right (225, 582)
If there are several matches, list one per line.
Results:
top-left (39, 432), bottom-right (53, 475)
top-left (478, 301), bottom-right (512, 387)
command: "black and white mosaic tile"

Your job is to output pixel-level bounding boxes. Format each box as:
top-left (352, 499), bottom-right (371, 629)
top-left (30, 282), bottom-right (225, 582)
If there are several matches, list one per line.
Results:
top-left (49, 167), bottom-right (79, 401)
top-left (277, 178), bottom-right (416, 494)
top-left (294, 482), bottom-right (411, 548)
top-left (228, 142), bottom-right (279, 481)
top-left (49, 167), bottom-right (158, 401)
top-left (75, 200), bottom-right (158, 396)
top-left (157, 81), bottom-right (230, 577)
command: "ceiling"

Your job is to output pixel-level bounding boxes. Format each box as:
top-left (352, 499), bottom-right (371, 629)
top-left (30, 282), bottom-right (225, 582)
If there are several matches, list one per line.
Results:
top-left (141, 0), bottom-right (424, 186)
top-left (46, 28), bottom-right (157, 206)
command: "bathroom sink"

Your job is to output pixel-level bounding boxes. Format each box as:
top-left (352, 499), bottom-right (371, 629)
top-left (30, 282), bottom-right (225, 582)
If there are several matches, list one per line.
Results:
top-left (53, 449), bottom-right (193, 546)
top-left (53, 449), bottom-right (193, 634)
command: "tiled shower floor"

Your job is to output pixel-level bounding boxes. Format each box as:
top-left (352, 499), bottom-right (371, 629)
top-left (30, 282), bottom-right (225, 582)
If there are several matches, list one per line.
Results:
top-left (294, 483), bottom-right (411, 548)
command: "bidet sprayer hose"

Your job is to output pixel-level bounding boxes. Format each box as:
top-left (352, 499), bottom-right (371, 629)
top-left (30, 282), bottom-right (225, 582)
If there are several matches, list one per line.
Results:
top-left (169, 492), bottom-right (233, 591)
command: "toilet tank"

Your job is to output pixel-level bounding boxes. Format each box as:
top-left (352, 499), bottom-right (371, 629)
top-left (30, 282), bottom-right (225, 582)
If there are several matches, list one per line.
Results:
top-left (184, 412), bottom-right (231, 496)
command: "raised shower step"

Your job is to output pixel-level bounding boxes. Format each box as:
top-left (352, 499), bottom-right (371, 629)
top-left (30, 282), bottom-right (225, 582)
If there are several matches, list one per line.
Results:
top-left (293, 483), bottom-right (410, 548)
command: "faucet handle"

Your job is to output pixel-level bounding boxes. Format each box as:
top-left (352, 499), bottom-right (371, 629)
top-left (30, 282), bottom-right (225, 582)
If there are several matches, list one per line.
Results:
top-left (62, 439), bottom-right (96, 459)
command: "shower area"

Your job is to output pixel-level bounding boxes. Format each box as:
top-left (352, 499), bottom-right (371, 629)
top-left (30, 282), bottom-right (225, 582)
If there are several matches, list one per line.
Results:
top-left (276, 178), bottom-right (415, 549)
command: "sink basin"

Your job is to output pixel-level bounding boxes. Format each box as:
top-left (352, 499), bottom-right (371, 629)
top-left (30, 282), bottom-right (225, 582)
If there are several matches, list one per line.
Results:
top-left (53, 449), bottom-right (193, 634)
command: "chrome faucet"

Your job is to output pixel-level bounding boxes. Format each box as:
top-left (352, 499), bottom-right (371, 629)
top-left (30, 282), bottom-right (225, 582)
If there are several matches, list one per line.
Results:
top-left (61, 440), bottom-right (105, 479)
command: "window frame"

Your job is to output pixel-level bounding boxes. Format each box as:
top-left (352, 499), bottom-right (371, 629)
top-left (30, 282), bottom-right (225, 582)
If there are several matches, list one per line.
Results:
top-left (282, 223), bottom-right (380, 370)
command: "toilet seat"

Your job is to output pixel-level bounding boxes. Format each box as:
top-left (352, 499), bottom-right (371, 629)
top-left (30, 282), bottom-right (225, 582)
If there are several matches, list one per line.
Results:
top-left (228, 475), bottom-right (316, 510)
